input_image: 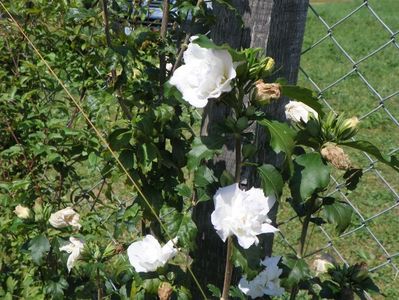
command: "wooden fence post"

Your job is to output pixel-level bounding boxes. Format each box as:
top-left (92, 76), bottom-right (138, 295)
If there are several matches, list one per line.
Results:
top-left (193, 0), bottom-right (309, 291)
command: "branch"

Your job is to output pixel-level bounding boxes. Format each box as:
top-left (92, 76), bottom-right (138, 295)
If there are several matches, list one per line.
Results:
top-left (171, 0), bottom-right (204, 73)
top-left (159, 0), bottom-right (169, 99)
top-left (101, 0), bottom-right (112, 48)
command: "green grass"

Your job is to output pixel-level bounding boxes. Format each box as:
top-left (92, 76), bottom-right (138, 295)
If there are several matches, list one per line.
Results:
top-left (275, 0), bottom-right (399, 298)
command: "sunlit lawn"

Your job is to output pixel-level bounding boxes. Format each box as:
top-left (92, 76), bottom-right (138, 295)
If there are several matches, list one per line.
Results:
top-left (275, 0), bottom-right (399, 298)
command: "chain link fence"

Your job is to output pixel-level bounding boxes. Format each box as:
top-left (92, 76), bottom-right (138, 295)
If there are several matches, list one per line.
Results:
top-left (276, 0), bottom-right (399, 297)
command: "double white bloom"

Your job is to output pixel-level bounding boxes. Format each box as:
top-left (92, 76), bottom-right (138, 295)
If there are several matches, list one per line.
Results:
top-left (59, 237), bottom-right (84, 272)
top-left (127, 235), bottom-right (178, 273)
top-left (169, 37), bottom-right (237, 108)
top-left (211, 183), bottom-right (278, 249)
top-left (239, 256), bottom-right (285, 298)
top-left (49, 207), bottom-right (81, 230)
top-left (285, 100), bottom-right (318, 123)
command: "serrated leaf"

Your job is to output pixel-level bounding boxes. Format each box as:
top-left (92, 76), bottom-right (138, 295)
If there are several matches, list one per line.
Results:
top-left (340, 140), bottom-right (399, 172)
top-left (231, 244), bottom-right (261, 279)
top-left (187, 137), bottom-right (217, 170)
top-left (175, 183), bottom-right (192, 198)
top-left (282, 254), bottom-right (311, 288)
top-left (290, 153), bottom-right (330, 202)
top-left (108, 128), bottom-right (131, 151)
top-left (136, 142), bottom-right (158, 173)
top-left (258, 164), bottom-right (284, 198)
top-left (161, 207), bottom-right (197, 250)
top-left (29, 235), bottom-right (50, 265)
top-left (229, 286), bottom-right (246, 299)
top-left (44, 278), bottom-right (68, 300)
top-left (324, 201), bottom-right (352, 234)
top-left (258, 119), bottom-right (295, 159)
top-left (119, 149), bottom-right (135, 170)
top-left (207, 284), bottom-right (221, 297)
top-left (194, 165), bottom-right (216, 187)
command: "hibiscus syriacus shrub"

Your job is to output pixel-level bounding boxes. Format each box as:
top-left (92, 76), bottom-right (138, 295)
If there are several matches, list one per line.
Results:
top-left (1, 1), bottom-right (397, 299)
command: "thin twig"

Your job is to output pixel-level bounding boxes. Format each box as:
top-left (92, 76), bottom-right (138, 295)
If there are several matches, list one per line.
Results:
top-left (171, 0), bottom-right (204, 73)
top-left (172, 34), bottom-right (190, 73)
top-left (101, 0), bottom-right (112, 48)
top-left (159, 0), bottom-right (169, 99)
top-left (221, 236), bottom-right (234, 300)
top-left (221, 134), bottom-right (242, 300)
top-left (67, 87), bottom-right (87, 128)
top-left (90, 179), bottom-right (106, 211)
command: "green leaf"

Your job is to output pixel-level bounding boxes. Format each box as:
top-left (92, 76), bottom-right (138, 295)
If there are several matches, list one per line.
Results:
top-left (136, 142), bottom-right (158, 173)
top-left (231, 243), bottom-right (261, 279)
top-left (187, 137), bottom-right (218, 170)
top-left (340, 140), bottom-right (399, 172)
top-left (242, 143), bottom-right (257, 159)
top-left (142, 278), bottom-right (161, 294)
top-left (44, 278), bottom-right (68, 300)
top-left (281, 85), bottom-right (324, 117)
top-left (324, 201), bottom-right (353, 234)
top-left (108, 128), bottom-right (131, 151)
top-left (191, 35), bottom-right (244, 62)
top-left (207, 284), bottom-right (221, 298)
top-left (236, 116), bottom-right (248, 131)
top-left (220, 170), bottom-right (235, 187)
top-left (257, 119), bottom-right (296, 159)
top-left (118, 149), bottom-right (135, 170)
top-left (258, 164), bottom-right (284, 198)
top-left (343, 168), bottom-right (363, 190)
top-left (194, 166), bottom-right (216, 187)
top-left (29, 235), bottom-right (50, 265)
top-left (282, 254), bottom-right (311, 288)
top-left (175, 183), bottom-right (192, 199)
top-left (192, 35), bottom-right (219, 49)
top-left (229, 286), bottom-right (246, 299)
top-left (161, 207), bottom-right (197, 250)
top-left (87, 152), bottom-right (98, 167)
top-left (290, 153), bottom-right (330, 202)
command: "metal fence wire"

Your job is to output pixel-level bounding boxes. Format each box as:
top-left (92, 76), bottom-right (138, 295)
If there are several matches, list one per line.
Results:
top-left (276, 0), bottom-right (399, 297)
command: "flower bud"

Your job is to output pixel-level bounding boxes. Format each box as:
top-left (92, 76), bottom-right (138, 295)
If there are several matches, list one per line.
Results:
top-left (254, 80), bottom-right (281, 105)
top-left (311, 254), bottom-right (335, 275)
top-left (264, 57), bottom-right (275, 73)
top-left (14, 205), bottom-right (31, 219)
top-left (343, 116), bottom-right (359, 129)
top-left (321, 143), bottom-right (352, 170)
top-left (158, 282), bottom-right (173, 300)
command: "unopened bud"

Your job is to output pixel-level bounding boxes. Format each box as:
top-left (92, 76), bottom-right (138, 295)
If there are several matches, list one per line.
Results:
top-left (311, 253), bottom-right (336, 275)
top-left (343, 117), bottom-right (359, 129)
top-left (14, 205), bottom-right (31, 219)
top-left (264, 58), bottom-right (275, 73)
top-left (158, 282), bottom-right (173, 300)
top-left (321, 143), bottom-right (352, 170)
top-left (254, 81), bottom-right (281, 105)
